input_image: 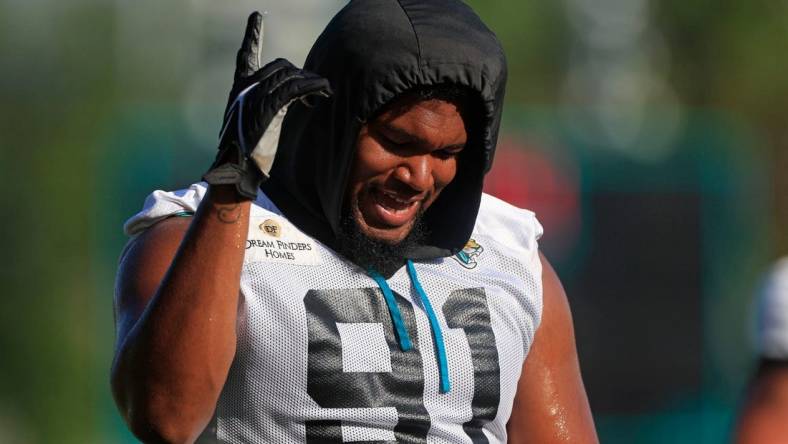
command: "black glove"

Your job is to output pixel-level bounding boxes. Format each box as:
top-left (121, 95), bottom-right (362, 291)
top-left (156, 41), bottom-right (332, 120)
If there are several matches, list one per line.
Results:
top-left (203, 12), bottom-right (332, 199)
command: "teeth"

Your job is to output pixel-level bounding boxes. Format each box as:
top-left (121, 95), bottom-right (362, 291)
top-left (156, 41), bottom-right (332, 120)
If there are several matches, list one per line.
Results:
top-left (381, 190), bottom-right (410, 205)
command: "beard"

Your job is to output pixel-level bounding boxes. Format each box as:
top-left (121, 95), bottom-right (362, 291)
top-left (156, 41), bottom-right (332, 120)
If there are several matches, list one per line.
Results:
top-left (336, 211), bottom-right (429, 277)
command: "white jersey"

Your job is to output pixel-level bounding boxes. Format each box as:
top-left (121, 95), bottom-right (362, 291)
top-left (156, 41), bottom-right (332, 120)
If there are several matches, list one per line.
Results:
top-left (757, 257), bottom-right (788, 360)
top-left (125, 182), bottom-right (544, 443)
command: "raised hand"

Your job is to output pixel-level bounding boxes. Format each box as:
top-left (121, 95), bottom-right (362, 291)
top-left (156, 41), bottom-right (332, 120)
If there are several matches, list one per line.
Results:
top-left (203, 12), bottom-right (332, 199)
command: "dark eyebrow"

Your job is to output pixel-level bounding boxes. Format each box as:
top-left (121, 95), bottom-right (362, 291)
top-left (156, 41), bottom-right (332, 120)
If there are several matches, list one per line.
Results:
top-left (379, 123), bottom-right (422, 143)
top-left (379, 123), bottom-right (465, 150)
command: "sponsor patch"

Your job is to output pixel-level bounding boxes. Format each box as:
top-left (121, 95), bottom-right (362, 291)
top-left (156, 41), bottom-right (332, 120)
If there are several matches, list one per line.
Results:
top-left (245, 216), bottom-right (321, 266)
top-left (259, 218), bottom-right (282, 237)
top-left (453, 239), bottom-right (483, 269)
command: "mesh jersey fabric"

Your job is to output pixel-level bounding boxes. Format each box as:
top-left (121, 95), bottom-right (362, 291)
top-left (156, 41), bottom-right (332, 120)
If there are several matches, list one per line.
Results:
top-left (124, 182), bottom-right (543, 443)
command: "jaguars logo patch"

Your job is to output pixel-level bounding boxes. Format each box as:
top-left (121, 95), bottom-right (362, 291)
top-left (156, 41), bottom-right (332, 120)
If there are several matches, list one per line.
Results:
top-left (453, 239), bottom-right (484, 269)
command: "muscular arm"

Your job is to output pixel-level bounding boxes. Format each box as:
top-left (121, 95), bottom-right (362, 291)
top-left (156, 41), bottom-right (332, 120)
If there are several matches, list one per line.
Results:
top-left (734, 360), bottom-right (788, 444)
top-left (507, 253), bottom-right (598, 444)
top-left (111, 185), bottom-right (250, 443)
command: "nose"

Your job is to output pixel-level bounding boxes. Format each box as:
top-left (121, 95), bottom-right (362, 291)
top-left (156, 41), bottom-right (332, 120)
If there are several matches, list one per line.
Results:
top-left (393, 154), bottom-right (434, 192)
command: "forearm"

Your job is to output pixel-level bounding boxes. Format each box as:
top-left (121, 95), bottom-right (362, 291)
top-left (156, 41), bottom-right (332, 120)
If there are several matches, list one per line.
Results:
top-left (112, 185), bottom-right (250, 442)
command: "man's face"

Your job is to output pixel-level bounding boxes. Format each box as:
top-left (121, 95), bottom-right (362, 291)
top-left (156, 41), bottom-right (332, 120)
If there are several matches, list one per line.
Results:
top-left (346, 97), bottom-right (468, 244)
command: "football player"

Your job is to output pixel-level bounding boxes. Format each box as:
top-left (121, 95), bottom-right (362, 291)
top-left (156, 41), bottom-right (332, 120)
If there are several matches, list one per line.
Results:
top-left (735, 257), bottom-right (788, 444)
top-left (111, 1), bottom-right (598, 442)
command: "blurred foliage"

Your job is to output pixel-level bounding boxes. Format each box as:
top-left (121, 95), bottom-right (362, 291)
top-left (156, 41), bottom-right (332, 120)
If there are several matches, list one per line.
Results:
top-left (467, 1), bottom-right (571, 104)
top-left (655, 0), bottom-right (788, 117)
top-left (0, 1), bottom-right (118, 442)
top-left (653, 0), bottom-right (788, 256)
top-left (0, 1), bottom-right (785, 442)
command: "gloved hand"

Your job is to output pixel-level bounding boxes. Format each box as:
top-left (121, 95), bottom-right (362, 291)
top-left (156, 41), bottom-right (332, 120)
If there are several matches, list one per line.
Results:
top-left (203, 12), bottom-right (332, 199)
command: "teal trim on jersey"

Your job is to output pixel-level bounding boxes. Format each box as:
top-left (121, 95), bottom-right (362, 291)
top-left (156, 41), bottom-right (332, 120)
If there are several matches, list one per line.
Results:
top-left (407, 260), bottom-right (451, 394)
top-left (368, 269), bottom-right (413, 352)
top-left (172, 211), bottom-right (194, 217)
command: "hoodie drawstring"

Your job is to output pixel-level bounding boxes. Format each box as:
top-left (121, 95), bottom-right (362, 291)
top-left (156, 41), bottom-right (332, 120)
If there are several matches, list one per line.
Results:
top-left (406, 260), bottom-right (451, 394)
top-left (367, 262), bottom-right (452, 394)
top-left (368, 269), bottom-right (413, 351)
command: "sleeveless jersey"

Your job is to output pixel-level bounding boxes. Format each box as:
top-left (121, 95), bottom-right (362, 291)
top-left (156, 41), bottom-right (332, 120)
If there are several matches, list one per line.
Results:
top-left (125, 182), bottom-right (544, 443)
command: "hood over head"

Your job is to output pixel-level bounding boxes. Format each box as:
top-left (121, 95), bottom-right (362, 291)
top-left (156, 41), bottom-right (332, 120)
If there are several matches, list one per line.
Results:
top-left (262, 0), bottom-right (507, 261)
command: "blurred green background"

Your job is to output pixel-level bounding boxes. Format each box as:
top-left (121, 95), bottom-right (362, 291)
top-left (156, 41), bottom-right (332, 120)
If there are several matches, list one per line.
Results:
top-left (1, 0), bottom-right (786, 442)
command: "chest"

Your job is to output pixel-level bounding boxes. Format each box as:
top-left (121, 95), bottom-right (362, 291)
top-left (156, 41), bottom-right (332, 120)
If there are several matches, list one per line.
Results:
top-left (216, 245), bottom-right (539, 443)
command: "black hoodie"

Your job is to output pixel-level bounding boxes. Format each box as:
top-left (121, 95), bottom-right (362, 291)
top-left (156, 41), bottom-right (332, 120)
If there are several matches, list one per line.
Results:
top-left (262, 0), bottom-right (507, 262)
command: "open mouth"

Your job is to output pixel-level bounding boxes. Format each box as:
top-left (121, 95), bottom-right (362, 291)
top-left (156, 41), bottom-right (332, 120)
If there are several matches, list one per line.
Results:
top-left (363, 187), bottom-right (421, 228)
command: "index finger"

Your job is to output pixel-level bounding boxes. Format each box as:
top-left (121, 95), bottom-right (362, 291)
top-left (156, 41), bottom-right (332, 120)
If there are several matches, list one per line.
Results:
top-left (235, 12), bottom-right (264, 79)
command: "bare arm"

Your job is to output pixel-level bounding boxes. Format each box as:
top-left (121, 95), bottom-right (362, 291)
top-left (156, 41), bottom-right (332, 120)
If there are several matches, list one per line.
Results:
top-left (111, 185), bottom-right (250, 443)
top-left (507, 252), bottom-right (598, 444)
top-left (734, 360), bottom-right (788, 444)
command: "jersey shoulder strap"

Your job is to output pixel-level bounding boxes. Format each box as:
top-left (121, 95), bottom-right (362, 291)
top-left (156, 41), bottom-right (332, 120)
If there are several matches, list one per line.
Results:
top-left (123, 182), bottom-right (281, 236)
